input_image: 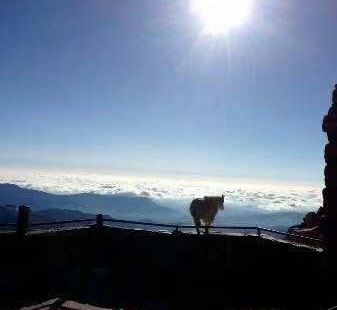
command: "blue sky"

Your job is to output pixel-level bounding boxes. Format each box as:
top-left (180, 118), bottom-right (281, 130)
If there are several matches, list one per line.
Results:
top-left (1, 0), bottom-right (336, 184)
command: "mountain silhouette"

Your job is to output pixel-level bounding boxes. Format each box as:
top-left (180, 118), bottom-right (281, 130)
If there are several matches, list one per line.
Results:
top-left (0, 183), bottom-right (180, 222)
top-left (0, 205), bottom-right (97, 224)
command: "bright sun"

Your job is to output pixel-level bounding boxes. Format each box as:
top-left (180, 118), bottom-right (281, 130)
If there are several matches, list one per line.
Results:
top-left (191, 0), bottom-right (253, 36)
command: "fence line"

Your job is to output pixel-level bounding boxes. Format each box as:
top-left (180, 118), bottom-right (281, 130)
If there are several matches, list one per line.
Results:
top-left (0, 206), bottom-right (322, 246)
top-left (104, 217), bottom-right (259, 230)
top-left (30, 218), bottom-right (95, 227)
top-left (98, 218), bottom-right (322, 244)
top-left (0, 223), bottom-right (16, 228)
top-left (258, 227), bottom-right (321, 242)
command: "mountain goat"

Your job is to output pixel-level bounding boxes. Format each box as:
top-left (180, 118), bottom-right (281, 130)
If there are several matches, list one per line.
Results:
top-left (189, 195), bottom-right (224, 235)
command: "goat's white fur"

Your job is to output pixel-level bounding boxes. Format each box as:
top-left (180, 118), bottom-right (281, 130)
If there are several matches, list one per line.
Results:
top-left (189, 195), bottom-right (224, 234)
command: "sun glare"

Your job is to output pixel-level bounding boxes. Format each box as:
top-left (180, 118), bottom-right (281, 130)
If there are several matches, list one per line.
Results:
top-left (191, 0), bottom-right (253, 36)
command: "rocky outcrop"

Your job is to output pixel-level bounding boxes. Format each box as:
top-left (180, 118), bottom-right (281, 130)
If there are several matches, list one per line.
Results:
top-left (287, 85), bottom-right (337, 248)
top-left (287, 209), bottom-right (324, 241)
top-left (321, 85), bottom-right (337, 257)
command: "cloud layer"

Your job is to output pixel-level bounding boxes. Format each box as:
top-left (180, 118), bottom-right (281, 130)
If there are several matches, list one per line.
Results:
top-left (0, 168), bottom-right (322, 214)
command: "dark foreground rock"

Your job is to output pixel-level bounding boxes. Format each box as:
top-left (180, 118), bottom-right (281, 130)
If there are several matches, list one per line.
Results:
top-left (20, 298), bottom-right (113, 310)
top-left (0, 226), bottom-right (334, 310)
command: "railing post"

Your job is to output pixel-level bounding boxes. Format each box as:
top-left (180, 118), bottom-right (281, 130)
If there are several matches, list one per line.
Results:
top-left (16, 205), bottom-right (30, 236)
top-left (96, 214), bottom-right (103, 229)
top-left (172, 226), bottom-right (180, 235)
top-left (257, 227), bottom-right (261, 238)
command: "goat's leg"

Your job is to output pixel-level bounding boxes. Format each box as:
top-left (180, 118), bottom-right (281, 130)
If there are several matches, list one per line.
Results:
top-left (205, 225), bottom-right (209, 235)
top-left (194, 218), bottom-right (201, 235)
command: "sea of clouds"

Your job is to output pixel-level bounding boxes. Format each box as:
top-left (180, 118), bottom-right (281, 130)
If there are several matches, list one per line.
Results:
top-left (0, 168), bottom-right (323, 229)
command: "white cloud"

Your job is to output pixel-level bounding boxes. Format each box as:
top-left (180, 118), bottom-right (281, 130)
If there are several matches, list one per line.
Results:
top-left (0, 167), bottom-right (322, 213)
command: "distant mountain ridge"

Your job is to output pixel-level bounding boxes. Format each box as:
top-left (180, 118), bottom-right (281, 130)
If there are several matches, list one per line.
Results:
top-left (0, 183), bottom-right (303, 231)
top-left (0, 183), bottom-right (180, 223)
top-left (0, 205), bottom-right (97, 224)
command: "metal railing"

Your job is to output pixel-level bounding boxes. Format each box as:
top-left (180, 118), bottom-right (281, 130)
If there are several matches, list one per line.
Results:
top-left (0, 206), bottom-right (322, 247)
top-left (103, 218), bottom-right (322, 245)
